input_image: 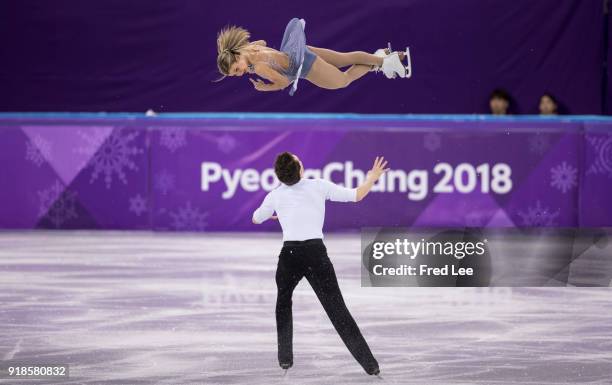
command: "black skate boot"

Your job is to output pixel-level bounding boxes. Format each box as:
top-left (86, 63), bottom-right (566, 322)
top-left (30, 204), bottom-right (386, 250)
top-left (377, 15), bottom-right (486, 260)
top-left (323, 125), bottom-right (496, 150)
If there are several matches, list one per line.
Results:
top-left (367, 366), bottom-right (382, 379)
top-left (280, 362), bottom-right (292, 377)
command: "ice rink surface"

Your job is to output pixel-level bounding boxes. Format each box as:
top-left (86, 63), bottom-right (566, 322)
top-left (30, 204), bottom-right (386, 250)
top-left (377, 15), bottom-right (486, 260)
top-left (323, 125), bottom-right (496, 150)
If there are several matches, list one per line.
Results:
top-left (1, 231), bottom-right (611, 385)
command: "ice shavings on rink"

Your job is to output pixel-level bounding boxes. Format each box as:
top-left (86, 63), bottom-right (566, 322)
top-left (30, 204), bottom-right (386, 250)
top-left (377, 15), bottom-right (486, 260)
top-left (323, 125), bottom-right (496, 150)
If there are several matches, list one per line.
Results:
top-left (0, 231), bottom-right (611, 384)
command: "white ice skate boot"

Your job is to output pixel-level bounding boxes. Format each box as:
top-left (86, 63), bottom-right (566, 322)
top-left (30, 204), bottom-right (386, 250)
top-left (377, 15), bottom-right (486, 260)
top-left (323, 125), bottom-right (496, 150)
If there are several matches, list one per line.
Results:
top-left (381, 52), bottom-right (406, 79)
top-left (371, 43), bottom-right (412, 79)
top-left (369, 47), bottom-right (388, 73)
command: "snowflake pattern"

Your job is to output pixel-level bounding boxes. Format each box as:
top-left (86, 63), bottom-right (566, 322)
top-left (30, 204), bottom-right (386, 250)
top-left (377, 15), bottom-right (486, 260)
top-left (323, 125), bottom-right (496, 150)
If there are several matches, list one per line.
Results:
top-left (37, 180), bottom-right (78, 228)
top-left (74, 127), bottom-right (111, 170)
top-left (129, 194), bottom-right (148, 217)
top-left (516, 201), bottom-right (560, 227)
top-left (87, 128), bottom-right (143, 189)
top-left (528, 134), bottom-right (550, 155)
top-left (160, 127), bottom-right (187, 152)
top-left (217, 134), bottom-right (237, 154)
top-left (586, 134), bottom-right (612, 178)
top-left (25, 134), bottom-right (52, 167)
top-left (169, 201), bottom-right (208, 231)
top-left (550, 161), bottom-right (577, 194)
top-left (154, 170), bottom-right (175, 195)
top-left (423, 132), bottom-right (441, 152)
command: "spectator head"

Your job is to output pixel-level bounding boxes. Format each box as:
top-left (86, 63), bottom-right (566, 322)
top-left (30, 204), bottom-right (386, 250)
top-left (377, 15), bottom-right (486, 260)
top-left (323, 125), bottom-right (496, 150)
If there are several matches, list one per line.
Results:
top-left (539, 93), bottom-right (558, 115)
top-left (489, 89), bottom-right (511, 115)
top-left (274, 152), bottom-right (303, 186)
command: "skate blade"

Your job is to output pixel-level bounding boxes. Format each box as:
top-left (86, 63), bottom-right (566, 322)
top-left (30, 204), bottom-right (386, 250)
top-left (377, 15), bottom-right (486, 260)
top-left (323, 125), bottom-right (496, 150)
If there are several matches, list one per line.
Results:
top-left (404, 47), bottom-right (412, 79)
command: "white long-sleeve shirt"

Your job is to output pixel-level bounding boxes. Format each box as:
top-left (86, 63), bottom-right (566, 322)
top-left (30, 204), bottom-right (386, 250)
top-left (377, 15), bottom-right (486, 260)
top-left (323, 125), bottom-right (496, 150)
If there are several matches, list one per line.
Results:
top-left (252, 178), bottom-right (358, 241)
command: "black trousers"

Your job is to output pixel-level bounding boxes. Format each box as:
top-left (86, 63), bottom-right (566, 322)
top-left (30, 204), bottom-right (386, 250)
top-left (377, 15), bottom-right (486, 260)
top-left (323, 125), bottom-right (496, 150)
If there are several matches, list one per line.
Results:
top-left (275, 238), bottom-right (379, 374)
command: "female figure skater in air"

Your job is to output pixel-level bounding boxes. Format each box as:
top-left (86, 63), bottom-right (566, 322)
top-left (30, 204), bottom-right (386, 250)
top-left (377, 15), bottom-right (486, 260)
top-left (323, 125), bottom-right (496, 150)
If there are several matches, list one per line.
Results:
top-left (216, 18), bottom-right (411, 95)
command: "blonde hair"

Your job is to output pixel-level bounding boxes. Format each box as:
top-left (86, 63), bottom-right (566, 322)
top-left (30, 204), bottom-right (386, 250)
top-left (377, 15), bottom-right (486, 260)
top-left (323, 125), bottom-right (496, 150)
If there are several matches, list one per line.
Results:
top-left (216, 25), bottom-right (251, 79)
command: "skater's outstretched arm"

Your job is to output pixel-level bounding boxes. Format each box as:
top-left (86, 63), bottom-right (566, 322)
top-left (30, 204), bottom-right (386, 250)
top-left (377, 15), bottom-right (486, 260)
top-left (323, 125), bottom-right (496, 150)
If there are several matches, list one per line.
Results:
top-left (356, 156), bottom-right (389, 202)
top-left (252, 192), bottom-right (277, 224)
top-left (249, 63), bottom-right (290, 91)
top-left (321, 156), bottom-right (389, 203)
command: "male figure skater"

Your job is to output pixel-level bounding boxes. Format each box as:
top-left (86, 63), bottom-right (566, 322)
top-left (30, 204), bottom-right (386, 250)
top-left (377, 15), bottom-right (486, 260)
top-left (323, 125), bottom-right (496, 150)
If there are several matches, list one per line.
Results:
top-left (252, 152), bottom-right (389, 376)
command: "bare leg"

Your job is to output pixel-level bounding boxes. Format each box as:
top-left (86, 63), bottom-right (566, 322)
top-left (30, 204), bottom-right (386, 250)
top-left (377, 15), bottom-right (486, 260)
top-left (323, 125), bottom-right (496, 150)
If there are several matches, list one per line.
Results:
top-left (307, 46), bottom-right (383, 68)
top-left (305, 56), bottom-right (372, 90)
top-left (345, 65), bottom-right (374, 82)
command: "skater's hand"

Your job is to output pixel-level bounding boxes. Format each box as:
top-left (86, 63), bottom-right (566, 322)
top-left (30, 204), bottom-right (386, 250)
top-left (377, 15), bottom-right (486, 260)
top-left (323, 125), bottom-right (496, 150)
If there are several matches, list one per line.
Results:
top-left (366, 156), bottom-right (390, 182)
top-left (271, 215), bottom-right (278, 220)
top-left (249, 78), bottom-right (267, 91)
top-left (356, 156), bottom-right (390, 202)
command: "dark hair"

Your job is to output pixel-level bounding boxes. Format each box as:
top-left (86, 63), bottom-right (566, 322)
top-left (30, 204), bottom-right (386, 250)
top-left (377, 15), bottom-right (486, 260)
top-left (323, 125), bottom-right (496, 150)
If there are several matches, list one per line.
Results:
top-left (274, 152), bottom-right (301, 186)
top-left (540, 92), bottom-right (565, 114)
top-left (540, 93), bottom-right (558, 106)
top-left (490, 88), bottom-right (511, 103)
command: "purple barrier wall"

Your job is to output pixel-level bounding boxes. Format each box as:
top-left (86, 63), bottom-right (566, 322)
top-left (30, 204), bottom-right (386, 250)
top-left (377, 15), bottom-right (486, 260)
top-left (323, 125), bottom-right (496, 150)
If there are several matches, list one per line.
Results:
top-left (0, 122), bottom-right (149, 230)
top-left (608, 4), bottom-right (611, 114)
top-left (1, 114), bottom-right (611, 231)
top-left (0, 0), bottom-right (605, 114)
top-left (582, 121), bottom-right (612, 226)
